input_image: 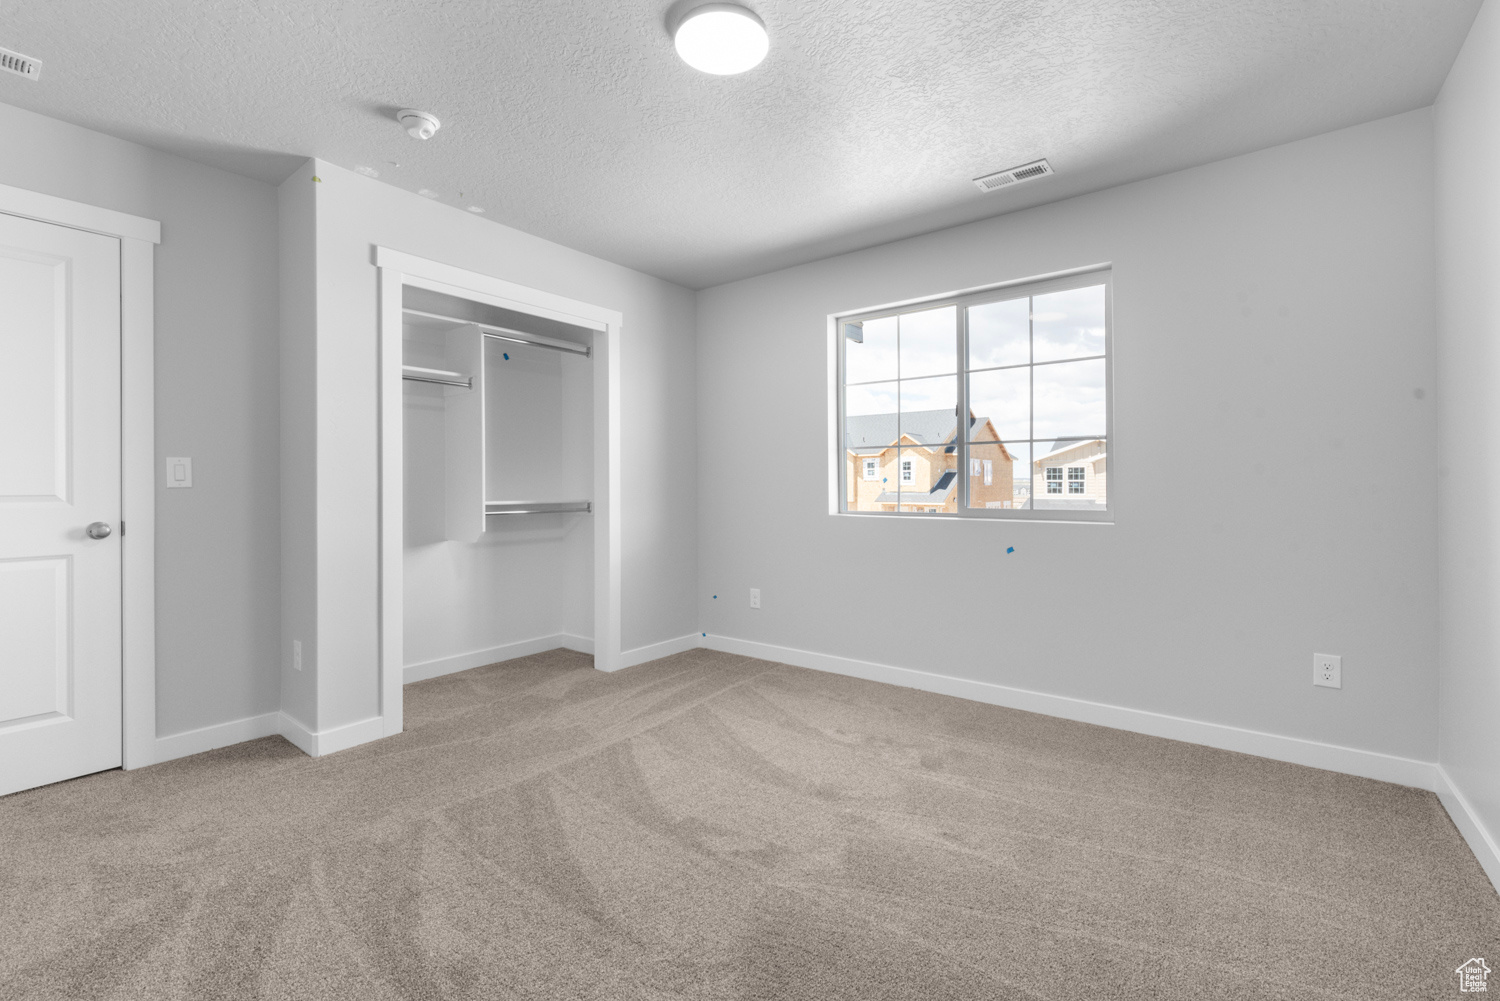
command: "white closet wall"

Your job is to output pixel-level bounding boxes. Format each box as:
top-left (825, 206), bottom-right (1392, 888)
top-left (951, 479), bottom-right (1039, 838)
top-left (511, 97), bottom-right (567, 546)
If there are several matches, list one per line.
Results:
top-left (402, 306), bottom-right (594, 675)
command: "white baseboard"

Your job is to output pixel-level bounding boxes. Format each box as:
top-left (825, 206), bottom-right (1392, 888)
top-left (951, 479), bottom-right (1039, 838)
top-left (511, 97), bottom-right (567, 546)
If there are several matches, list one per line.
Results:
top-left (615, 632), bottom-right (703, 671)
top-left (404, 630), bottom-right (694, 679)
top-left (405, 634), bottom-right (588, 684)
top-left (308, 715), bottom-right (385, 756)
top-left (560, 632), bottom-right (594, 655)
top-left (276, 711), bottom-right (384, 757)
top-left (702, 634), bottom-right (1440, 792)
top-left (274, 712), bottom-right (317, 756)
top-left (154, 710), bottom-right (385, 762)
top-left (1435, 765), bottom-right (1500, 893)
top-left (153, 711), bottom-right (282, 764)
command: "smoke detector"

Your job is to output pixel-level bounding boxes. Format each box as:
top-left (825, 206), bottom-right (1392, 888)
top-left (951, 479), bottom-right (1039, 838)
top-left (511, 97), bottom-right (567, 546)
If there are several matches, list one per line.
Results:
top-left (0, 46), bottom-right (42, 81)
top-left (397, 109), bottom-right (441, 141)
top-left (973, 159), bottom-right (1053, 193)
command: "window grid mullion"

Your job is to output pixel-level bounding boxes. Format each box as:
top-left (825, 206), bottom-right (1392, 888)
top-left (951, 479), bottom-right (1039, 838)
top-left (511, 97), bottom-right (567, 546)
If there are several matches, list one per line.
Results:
top-left (961, 353), bottom-right (1105, 379)
top-left (958, 304), bottom-right (969, 515)
top-left (896, 313), bottom-right (903, 513)
top-left (1027, 295), bottom-right (1035, 511)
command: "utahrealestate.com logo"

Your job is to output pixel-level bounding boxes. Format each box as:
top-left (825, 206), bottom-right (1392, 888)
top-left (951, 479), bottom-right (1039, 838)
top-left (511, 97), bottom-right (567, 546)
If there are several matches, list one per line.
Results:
top-left (1458, 958), bottom-right (1492, 992)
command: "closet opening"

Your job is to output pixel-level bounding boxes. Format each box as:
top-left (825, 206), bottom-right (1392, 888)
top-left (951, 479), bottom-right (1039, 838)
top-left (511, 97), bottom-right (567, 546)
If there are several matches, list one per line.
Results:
top-left (376, 248), bottom-right (624, 736)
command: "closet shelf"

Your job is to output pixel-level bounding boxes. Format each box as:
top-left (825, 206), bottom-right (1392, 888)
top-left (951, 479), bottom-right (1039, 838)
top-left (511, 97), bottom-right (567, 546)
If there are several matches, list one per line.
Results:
top-left (403, 307), bottom-right (591, 357)
top-left (484, 500), bottom-right (592, 517)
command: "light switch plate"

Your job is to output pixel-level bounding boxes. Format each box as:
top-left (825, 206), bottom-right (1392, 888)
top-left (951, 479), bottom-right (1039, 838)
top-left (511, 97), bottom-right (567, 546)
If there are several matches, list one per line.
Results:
top-left (165, 456), bottom-right (192, 488)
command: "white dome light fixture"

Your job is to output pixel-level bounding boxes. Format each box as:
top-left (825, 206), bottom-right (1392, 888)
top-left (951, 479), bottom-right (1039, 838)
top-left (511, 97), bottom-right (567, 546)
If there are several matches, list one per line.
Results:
top-left (674, 4), bottom-right (768, 76)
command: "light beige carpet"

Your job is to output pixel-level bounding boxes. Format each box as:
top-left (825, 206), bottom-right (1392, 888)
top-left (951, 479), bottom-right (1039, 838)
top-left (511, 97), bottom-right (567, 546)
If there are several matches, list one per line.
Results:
top-left (1, 648), bottom-right (1496, 1000)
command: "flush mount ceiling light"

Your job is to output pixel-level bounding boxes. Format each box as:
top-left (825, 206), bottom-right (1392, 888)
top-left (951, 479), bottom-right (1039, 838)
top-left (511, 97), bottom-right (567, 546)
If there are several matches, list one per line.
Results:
top-left (673, 4), bottom-right (768, 75)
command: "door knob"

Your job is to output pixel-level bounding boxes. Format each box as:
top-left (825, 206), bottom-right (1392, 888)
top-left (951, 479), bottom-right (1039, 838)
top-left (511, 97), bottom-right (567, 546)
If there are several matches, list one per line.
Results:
top-left (86, 522), bottom-right (112, 540)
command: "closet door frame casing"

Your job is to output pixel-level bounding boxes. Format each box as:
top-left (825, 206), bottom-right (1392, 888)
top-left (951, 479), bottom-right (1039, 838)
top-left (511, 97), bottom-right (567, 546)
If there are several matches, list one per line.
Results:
top-left (376, 247), bottom-right (624, 736)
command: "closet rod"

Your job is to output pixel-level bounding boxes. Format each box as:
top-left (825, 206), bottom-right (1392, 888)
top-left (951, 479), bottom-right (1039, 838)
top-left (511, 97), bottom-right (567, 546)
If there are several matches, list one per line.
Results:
top-left (484, 500), bottom-right (593, 516)
top-left (402, 365), bottom-right (472, 389)
top-left (403, 307), bottom-right (592, 358)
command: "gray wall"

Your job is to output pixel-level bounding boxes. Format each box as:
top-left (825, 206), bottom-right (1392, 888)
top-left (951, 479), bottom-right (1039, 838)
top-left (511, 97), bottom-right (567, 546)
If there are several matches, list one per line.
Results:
top-left (277, 160), bottom-right (317, 731)
top-left (1436, 0), bottom-right (1500, 862)
top-left (0, 100), bottom-right (281, 738)
top-left (696, 109), bottom-right (1440, 761)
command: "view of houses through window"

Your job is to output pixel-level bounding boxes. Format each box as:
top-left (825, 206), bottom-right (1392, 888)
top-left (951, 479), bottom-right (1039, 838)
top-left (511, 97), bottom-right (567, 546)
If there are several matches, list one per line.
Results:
top-left (840, 272), bottom-right (1108, 518)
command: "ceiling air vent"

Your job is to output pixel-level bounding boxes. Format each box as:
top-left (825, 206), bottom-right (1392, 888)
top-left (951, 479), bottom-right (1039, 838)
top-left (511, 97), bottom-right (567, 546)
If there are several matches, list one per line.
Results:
top-left (0, 46), bottom-right (42, 81)
top-left (973, 158), bottom-right (1053, 193)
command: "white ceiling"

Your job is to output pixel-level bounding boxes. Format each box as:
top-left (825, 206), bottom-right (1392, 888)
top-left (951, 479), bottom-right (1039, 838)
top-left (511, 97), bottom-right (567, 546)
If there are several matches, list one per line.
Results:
top-left (0, 1), bottom-right (1480, 288)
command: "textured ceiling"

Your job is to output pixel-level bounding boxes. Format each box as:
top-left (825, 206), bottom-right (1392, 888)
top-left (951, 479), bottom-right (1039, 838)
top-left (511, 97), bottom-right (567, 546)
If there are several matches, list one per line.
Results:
top-left (0, 1), bottom-right (1480, 288)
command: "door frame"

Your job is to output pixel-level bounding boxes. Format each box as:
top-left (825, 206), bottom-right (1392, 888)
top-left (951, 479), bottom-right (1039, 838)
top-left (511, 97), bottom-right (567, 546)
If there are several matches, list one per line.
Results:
top-left (375, 247), bottom-right (624, 738)
top-left (0, 182), bottom-right (160, 770)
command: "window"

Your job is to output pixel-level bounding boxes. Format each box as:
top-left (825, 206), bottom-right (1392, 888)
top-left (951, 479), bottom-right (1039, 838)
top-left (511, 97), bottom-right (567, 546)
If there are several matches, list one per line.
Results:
top-left (863, 458), bottom-right (877, 480)
top-left (838, 268), bottom-right (1109, 519)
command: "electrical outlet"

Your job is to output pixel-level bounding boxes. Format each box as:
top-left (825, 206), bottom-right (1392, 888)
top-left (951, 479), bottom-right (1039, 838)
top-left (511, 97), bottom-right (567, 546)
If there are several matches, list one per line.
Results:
top-left (1313, 653), bottom-right (1340, 689)
top-left (750, 588), bottom-right (761, 609)
top-left (293, 639), bottom-right (303, 672)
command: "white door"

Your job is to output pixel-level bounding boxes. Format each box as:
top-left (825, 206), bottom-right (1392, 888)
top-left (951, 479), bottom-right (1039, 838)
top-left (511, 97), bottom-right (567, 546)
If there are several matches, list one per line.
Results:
top-left (0, 212), bottom-right (122, 797)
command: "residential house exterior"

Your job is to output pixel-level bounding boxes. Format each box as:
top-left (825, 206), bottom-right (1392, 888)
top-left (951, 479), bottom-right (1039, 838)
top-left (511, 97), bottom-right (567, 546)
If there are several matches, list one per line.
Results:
top-left (845, 409), bottom-right (1014, 512)
top-left (1032, 438), bottom-right (1107, 509)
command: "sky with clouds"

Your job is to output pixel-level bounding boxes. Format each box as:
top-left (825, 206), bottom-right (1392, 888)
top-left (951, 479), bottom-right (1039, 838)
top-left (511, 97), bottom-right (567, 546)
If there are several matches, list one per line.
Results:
top-left (845, 284), bottom-right (1107, 450)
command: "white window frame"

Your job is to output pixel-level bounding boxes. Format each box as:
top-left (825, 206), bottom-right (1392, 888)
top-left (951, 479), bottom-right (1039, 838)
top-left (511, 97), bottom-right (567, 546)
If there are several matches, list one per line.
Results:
top-left (863, 457), bottom-right (878, 481)
top-left (833, 265), bottom-right (1112, 522)
top-left (900, 457), bottom-right (915, 485)
top-left (1068, 466), bottom-right (1086, 494)
top-left (983, 459), bottom-right (993, 486)
top-left (1045, 467), bottom-right (1063, 494)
